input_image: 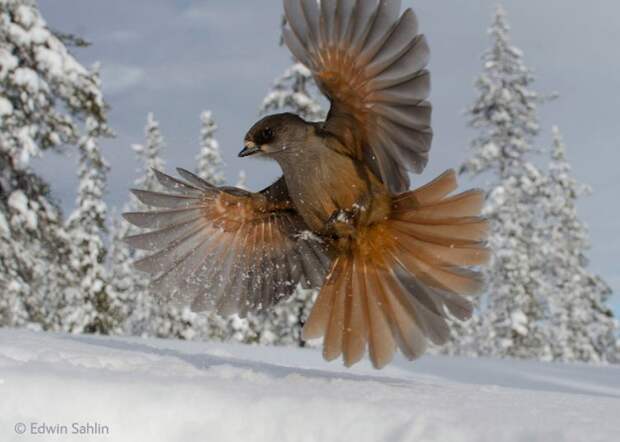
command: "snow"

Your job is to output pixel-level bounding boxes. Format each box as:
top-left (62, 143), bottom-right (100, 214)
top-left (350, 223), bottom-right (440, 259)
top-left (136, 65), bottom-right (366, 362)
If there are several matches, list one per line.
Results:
top-left (14, 5), bottom-right (36, 29)
top-left (0, 211), bottom-right (9, 238)
top-left (0, 96), bottom-right (12, 116)
top-left (0, 48), bottom-right (18, 80)
top-left (296, 229), bottom-right (324, 243)
top-left (8, 190), bottom-right (37, 230)
top-left (1, 329), bottom-right (618, 442)
top-left (35, 47), bottom-right (64, 78)
top-left (260, 62), bottom-right (326, 122)
top-left (12, 67), bottom-right (40, 91)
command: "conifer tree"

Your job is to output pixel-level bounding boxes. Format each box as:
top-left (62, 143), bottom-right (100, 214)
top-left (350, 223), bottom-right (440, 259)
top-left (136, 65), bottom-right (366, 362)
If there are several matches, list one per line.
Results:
top-left (453, 6), bottom-right (552, 359)
top-left (260, 16), bottom-right (325, 123)
top-left (260, 63), bottom-right (325, 122)
top-left (196, 111), bottom-right (225, 185)
top-left (0, 0), bottom-right (108, 329)
top-left (111, 113), bottom-right (204, 340)
top-left (111, 113), bottom-right (170, 336)
top-left (65, 117), bottom-right (119, 334)
top-left (544, 127), bottom-right (618, 363)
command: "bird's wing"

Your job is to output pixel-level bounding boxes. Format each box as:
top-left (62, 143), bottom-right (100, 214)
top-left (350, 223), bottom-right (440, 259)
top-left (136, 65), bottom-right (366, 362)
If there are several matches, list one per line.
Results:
top-left (282, 0), bottom-right (432, 193)
top-left (123, 169), bottom-right (332, 316)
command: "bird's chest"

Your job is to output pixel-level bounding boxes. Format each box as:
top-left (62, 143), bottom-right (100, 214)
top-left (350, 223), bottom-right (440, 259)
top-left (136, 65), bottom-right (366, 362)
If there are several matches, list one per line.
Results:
top-left (281, 150), bottom-right (371, 233)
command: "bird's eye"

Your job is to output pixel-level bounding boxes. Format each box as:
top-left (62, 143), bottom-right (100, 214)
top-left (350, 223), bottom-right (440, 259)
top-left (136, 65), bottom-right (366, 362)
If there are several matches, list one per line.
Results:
top-left (262, 128), bottom-right (274, 141)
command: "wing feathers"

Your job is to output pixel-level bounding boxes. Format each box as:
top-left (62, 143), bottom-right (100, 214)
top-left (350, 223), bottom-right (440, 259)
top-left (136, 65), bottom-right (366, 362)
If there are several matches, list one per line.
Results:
top-left (176, 168), bottom-right (216, 191)
top-left (301, 0), bottom-right (321, 49)
top-left (365, 8), bottom-right (418, 77)
top-left (124, 170), bottom-right (331, 315)
top-left (349, 0), bottom-right (380, 55)
top-left (284, 0), bottom-right (432, 192)
top-left (370, 35), bottom-right (430, 89)
top-left (122, 207), bottom-right (205, 230)
top-left (367, 70), bottom-right (430, 105)
top-left (124, 219), bottom-right (205, 251)
top-left (130, 189), bottom-right (203, 209)
top-left (152, 169), bottom-right (203, 196)
top-left (361, 0), bottom-right (401, 63)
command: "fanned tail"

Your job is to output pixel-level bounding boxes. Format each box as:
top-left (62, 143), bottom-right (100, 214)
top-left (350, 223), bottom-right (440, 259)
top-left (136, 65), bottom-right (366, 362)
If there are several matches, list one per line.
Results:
top-left (303, 170), bottom-right (490, 368)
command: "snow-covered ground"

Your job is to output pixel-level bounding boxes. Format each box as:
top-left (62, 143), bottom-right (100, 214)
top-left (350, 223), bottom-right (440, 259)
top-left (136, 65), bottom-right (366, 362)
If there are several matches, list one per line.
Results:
top-left (1, 330), bottom-right (619, 442)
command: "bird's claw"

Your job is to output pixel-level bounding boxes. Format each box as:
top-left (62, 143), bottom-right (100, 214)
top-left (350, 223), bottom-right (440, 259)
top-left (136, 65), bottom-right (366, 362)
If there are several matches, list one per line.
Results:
top-left (326, 207), bottom-right (360, 238)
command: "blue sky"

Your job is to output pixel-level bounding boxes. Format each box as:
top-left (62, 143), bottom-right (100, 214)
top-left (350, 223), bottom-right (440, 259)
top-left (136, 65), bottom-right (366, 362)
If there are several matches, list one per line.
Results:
top-left (36, 0), bottom-right (619, 314)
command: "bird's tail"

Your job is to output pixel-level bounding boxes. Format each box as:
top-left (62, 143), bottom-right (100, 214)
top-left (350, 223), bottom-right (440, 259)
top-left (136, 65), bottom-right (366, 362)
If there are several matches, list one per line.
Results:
top-left (303, 170), bottom-right (490, 368)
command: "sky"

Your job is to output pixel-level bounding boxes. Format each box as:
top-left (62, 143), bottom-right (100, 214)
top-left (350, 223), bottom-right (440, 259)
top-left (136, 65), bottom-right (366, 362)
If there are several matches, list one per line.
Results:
top-left (36, 0), bottom-right (619, 313)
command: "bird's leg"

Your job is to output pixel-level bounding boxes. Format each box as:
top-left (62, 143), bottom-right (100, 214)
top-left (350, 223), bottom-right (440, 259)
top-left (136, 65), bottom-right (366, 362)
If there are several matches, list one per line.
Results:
top-left (325, 197), bottom-right (370, 239)
top-left (326, 208), bottom-right (356, 237)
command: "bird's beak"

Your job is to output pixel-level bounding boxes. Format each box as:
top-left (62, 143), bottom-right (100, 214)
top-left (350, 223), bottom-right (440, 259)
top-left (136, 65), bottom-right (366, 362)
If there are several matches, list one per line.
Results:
top-left (239, 141), bottom-right (261, 157)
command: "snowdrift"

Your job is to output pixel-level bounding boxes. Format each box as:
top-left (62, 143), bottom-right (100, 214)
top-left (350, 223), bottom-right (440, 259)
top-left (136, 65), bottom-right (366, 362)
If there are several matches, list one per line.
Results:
top-left (0, 329), bottom-right (619, 442)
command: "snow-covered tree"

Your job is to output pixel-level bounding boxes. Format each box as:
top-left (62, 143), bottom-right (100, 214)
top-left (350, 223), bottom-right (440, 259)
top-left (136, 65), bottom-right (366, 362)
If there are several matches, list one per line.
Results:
top-left (0, 0), bottom-right (107, 329)
top-left (450, 6), bottom-right (552, 359)
top-left (107, 210), bottom-right (135, 322)
top-left (110, 113), bottom-right (168, 337)
top-left (477, 164), bottom-right (552, 359)
top-left (64, 117), bottom-right (120, 334)
top-left (110, 113), bottom-right (205, 340)
top-left (196, 111), bottom-right (225, 185)
top-left (461, 6), bottom-right (540, 179)
top-left (261, 16), bottom-right (325, 122)
top-left (260, 63), bottom-right (326, 122)
top-left (543, 127), bottom-right (618, 363)
top-left (132, 113), bottom-right (166, 193)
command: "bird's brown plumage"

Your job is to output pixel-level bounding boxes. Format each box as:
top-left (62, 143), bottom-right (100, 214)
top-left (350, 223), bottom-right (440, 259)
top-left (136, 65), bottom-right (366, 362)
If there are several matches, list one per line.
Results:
top-left (123, 0), bottom-right (489, 369)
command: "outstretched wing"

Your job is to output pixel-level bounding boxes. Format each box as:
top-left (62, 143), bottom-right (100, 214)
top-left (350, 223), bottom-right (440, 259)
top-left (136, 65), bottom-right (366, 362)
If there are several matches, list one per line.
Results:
top-left (123, 169), bottom-right (332, 316)
top-left (282, 0), bottom-right (432, 194)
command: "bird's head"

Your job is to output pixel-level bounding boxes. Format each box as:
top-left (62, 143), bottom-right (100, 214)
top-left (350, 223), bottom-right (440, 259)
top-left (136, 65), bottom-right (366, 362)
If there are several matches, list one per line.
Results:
top-left (240, 113), bottom-right (307, 159)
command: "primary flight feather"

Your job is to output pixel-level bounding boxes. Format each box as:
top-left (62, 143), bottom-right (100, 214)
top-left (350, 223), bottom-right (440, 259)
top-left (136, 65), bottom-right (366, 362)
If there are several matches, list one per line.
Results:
top-left (123, 0), bottom-right (489, 369)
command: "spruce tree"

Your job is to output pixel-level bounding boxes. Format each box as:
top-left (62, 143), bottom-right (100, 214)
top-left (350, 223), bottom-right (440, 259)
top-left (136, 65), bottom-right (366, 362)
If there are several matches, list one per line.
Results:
top-left (544, 127), bottom-right (618, 363)
top-left (196, 111), bottom-right (225, 185)
top-left (65, 117), bottom-right (119, 334)
top-left (111, 113), bottom-right (169, 337)
top-left (0, 0), bottom-right (108, 329)
top-left (455, 6), bottom-right (552, 359)
top-left (260, 16), bottom-right (325, 123)
top-left (260, 63), bottom-right (326, 122)
top-left (111, 113), bottom-right (204, 340)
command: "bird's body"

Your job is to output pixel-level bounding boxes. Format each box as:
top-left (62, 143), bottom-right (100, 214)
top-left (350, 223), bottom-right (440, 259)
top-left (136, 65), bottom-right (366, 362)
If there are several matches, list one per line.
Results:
top-left (258, 116), bottom-right (391, 238)
top-left (123, 0), bottom-right (490, 369)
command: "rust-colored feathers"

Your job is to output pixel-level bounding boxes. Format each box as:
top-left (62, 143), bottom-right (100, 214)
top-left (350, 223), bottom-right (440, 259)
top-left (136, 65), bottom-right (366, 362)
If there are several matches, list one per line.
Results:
top-left (304, 170), bottom-right (489, 368)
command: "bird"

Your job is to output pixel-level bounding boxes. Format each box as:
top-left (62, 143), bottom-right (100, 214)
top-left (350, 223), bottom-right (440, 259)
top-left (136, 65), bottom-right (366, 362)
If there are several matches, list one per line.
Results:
top-left (123, 0), bottom-right (489, 369)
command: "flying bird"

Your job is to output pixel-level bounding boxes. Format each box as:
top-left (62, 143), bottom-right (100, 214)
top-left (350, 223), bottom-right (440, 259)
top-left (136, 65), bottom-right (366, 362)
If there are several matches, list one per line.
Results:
top-left (123, 0), bottom-right (489, 369)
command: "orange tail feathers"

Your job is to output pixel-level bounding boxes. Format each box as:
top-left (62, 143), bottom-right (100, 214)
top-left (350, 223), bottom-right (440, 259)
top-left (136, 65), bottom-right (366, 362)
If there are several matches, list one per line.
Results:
top-left (303, 170), bottom-right (490, 369)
